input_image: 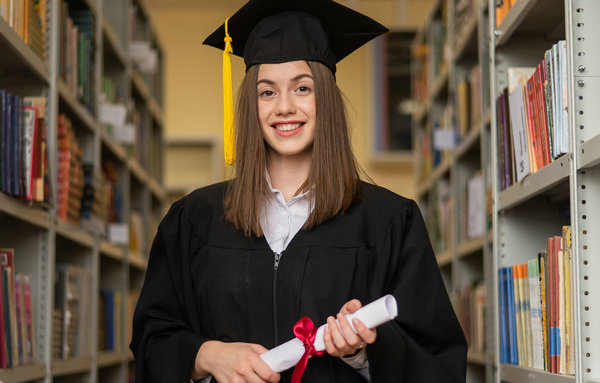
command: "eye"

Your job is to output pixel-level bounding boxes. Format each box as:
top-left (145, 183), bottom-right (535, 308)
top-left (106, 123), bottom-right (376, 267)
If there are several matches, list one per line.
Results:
top-left (296, 85), bottom-right (311, 94)
top-left (259, 89), bottom-right (275, 98)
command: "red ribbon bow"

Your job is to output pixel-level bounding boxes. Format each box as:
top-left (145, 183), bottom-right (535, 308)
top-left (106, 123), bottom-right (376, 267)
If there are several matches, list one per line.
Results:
top-left (291, 317), bottom-right (326, 383)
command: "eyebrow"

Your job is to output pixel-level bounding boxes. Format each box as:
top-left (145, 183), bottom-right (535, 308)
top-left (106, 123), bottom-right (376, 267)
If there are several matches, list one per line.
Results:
top-left (257, 73), bottom-right (313, 86)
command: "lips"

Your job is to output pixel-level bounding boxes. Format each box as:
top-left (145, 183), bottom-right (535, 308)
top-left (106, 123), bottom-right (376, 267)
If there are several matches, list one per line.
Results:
top-left (273, 122), bottom-right (304, 132)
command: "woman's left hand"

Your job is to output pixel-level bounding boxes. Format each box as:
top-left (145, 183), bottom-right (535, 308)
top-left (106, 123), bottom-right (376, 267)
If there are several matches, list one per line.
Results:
top-left (322, 299), bottom-right (377, 357)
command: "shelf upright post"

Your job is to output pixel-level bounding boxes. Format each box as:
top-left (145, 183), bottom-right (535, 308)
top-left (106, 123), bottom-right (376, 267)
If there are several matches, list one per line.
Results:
top-left (44, 0), bottom-right (62, 380)
top-left (568, 0), bottom-right (600, 381)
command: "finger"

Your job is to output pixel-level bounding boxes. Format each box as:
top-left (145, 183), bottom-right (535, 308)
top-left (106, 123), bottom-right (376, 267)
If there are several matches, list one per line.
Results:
top-left (352, 318), bottom-right (377, 344)
top-left (328, 316), bottom-right (352, 354)
top-left (251, 350), bottom-right (280, 383)
top-left (337, 313), bottom-right (362, 348)
top-left (340, 299), bottom-right (362, 315)
top-left (323, 326), bottom-right (342, 356)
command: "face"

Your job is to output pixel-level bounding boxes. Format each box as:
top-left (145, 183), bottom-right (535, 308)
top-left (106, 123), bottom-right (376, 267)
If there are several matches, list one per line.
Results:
top-left (257, 61), bottom-right (316, 160)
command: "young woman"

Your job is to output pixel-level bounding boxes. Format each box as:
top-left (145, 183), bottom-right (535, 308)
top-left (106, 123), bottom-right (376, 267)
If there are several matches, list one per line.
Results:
top-left (130, 1), bottom-right (467, 382)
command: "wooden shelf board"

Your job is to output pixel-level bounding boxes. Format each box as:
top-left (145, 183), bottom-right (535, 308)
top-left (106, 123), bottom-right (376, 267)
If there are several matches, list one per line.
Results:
top-left (0, 17), bottom-right (48, 83)
top-left (129, 251), bottom-right (147, 270)
top-left (456, 124), bottom-right (482, 159)
top-left (100, 241), bottom-right (125, 261)
top-left (466, 349), bottom-right (487, 365)
top-left (436, 250), bottom-right (453, 267)
top-left (0, 361), bottom-right (46, 382)
top-left (457, 236), bottom-right (484, 258)
top-left (495, 0), bottom-right (564, 47)
top-left (149, 178), bottom-right (167, 202)
top-left (580, 133), bottom-right (600, 169)
top-left (56, 219), bottom-right (96, 249)
top-left (429, 66), bottom-right (449, 103)
top-left (102, 18), bottom-right (128, 67)
top-left (501, 364), bottom-right (575, 383)
top-left (131, 69), bottom-right (151, 103)
top-left (149, 98), bottom-right (164, 126)
top-left (128, 158), bottom-right (149, 185)
top-left (84, 0), bottom-right (98, 16)
top-left (0, 192), bottom-right (50, 229)
top-left (51, 356), bottom-right (92, 377)
top-left (417, 155), bottom-right (452, 196)
top-left (101, 129), bottom-right (128, 163)
top-left (97, 350), bottom-right (125, 368)
top-left (413, 101), bottom-right (429, 124)
top-left (58, 80), bottom-right (98, 133)
top-left (499, 155), bottom-right (570, 211)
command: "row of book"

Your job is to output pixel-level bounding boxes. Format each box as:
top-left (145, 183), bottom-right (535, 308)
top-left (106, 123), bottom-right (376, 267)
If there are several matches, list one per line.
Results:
top-left (0, 248), bottom-right (35, 368)
top-left (99, 288), bottom-right (140, 353)
top-left (427, 178), bottom-right (453, 256)
top-left (455, 65), bottom-right (482, 138)
top-left (498, 226), bottom-right (575, 375)
top-left (495, 0), bottom-right (517, 27)
top-left (58, 0), bottom-right (96, 112)
top-left (53, 264), bottom-right (92, 360)
top-left (0, 92), bottom-right (50, 204)
top-left (57, 113), bottom-right (84, 224)
top-left (456, 280), bottom-right (486, 354)
top-left (496, 41), bottom-right (568, 190)
top-left (0, 0), bottom-right (46, 60)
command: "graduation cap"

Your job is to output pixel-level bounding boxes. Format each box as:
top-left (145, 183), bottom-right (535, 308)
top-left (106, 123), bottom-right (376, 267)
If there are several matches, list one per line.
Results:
top-left (203, 0), bottom-right (388, 165)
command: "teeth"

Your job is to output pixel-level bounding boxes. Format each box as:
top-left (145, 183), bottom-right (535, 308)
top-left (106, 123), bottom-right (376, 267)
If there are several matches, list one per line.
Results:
top-left (275, 123), bottom-right (302, 131)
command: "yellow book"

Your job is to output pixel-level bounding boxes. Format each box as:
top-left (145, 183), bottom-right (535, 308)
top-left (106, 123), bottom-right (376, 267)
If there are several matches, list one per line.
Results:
top-left (539, 252), bottom-right (548, 370)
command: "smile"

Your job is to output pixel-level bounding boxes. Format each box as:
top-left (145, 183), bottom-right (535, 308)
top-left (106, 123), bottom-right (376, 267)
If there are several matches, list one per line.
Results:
top-left (273, 122), bottom-right (304, 132)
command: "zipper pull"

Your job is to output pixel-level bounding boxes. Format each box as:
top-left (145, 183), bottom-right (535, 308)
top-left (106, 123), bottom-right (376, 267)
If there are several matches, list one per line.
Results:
top-left (273, 252), bottom-right (282, 270)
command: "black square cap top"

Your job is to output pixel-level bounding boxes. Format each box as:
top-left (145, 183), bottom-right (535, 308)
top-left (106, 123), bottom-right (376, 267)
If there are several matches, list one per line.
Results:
top-left (202, 0), bottom-right (388, 74)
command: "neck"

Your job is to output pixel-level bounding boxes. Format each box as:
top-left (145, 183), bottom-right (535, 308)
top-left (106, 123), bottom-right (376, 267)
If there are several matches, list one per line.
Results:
top-left (267, 151), bottom-right (312, 202)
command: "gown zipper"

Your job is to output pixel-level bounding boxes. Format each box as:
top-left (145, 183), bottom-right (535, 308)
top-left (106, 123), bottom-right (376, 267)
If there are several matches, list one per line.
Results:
top-left (273, 252), bottom-right (282, 346)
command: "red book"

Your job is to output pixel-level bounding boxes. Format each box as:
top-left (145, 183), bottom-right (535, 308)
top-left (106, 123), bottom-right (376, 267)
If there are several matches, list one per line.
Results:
top-left (0, 263), bottom-right (6, 368)
top-left (534, 64), bottom-right (551, 167)
top-left (525, 76), bottom-right (541, 171)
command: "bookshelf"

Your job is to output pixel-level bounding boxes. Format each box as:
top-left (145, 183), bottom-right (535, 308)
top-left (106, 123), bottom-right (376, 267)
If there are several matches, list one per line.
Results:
top-left (489, 0), bottom-right (599, 382)
top-left (0, 0), bottom-right (165, 382)
top-left (412, 0), bottom-right (493, 382)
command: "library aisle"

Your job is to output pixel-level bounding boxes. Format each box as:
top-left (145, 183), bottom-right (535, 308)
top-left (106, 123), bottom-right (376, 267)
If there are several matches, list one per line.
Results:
top-left (0, 0), bottom-right (164, 382)
top-left (413, 0), bottom-right (599, 382)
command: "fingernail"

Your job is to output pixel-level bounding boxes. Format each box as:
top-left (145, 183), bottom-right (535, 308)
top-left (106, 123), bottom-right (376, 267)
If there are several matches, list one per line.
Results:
top-left (353, 318), bottom-right (359, 326)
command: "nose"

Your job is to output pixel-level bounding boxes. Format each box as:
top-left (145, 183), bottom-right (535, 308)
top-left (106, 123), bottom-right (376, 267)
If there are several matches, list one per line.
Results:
top-left (275, 92), bottom-right (295, 115)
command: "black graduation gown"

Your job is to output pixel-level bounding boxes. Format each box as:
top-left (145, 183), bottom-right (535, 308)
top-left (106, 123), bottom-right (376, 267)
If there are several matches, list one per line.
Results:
top-left (130, 181), bottom-right (467, 383)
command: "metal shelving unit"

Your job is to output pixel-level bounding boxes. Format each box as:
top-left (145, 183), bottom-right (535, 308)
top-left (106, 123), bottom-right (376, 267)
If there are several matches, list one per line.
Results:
top-left (0, 0), bottom-right (166, 381)
top-left (490, 0), bottom-right (600, 381)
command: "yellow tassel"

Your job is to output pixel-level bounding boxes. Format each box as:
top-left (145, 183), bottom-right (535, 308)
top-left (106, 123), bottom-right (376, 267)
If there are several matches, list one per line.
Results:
top-left (223, 17), bottom-right (235, 166)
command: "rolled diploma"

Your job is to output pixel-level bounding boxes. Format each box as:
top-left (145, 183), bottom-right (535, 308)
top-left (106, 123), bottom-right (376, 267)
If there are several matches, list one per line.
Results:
top-left (260, 294), bottom-right (398, 373)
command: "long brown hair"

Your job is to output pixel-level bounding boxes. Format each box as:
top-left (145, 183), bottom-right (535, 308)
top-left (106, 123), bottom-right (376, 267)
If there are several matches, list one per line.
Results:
top-left (224, 61), bottom-right (360, 237)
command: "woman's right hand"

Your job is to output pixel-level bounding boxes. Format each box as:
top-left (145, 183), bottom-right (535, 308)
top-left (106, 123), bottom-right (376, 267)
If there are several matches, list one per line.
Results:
top-left (193, 340), bottom-right (280, 383)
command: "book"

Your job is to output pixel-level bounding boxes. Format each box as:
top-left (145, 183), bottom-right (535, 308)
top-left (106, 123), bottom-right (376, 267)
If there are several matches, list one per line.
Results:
top-left (0, 263), bottom-right (6, 368)
top-left (99, 289), bottom-right (115, 351)
top-left (507, 266), bottom-right (518, 364)
top-left (0, 249), bottom-right (18, 367)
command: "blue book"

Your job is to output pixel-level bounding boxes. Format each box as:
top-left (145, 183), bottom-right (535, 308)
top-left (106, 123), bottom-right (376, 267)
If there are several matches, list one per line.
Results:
top-left (11, 95), bottom-right (19, 196)
top-left (100, 289), bottom-right (114, 351)
top-left (507, 267), bottom-right (518, 365)
top-left (499, 268), bottom-right (509, 364)
top-left (0, 89), bottom-right (5, 192)
top-left (2, 269), bottom-right (12, 367)
top-left (5, 92), bottom-right (12, 195)
top-left (16, 96), bottom-right (23, 197)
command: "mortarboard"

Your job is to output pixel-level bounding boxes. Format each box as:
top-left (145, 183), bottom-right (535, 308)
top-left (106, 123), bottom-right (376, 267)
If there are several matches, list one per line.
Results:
top-left (203, 0), bottom-right (388, 165)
